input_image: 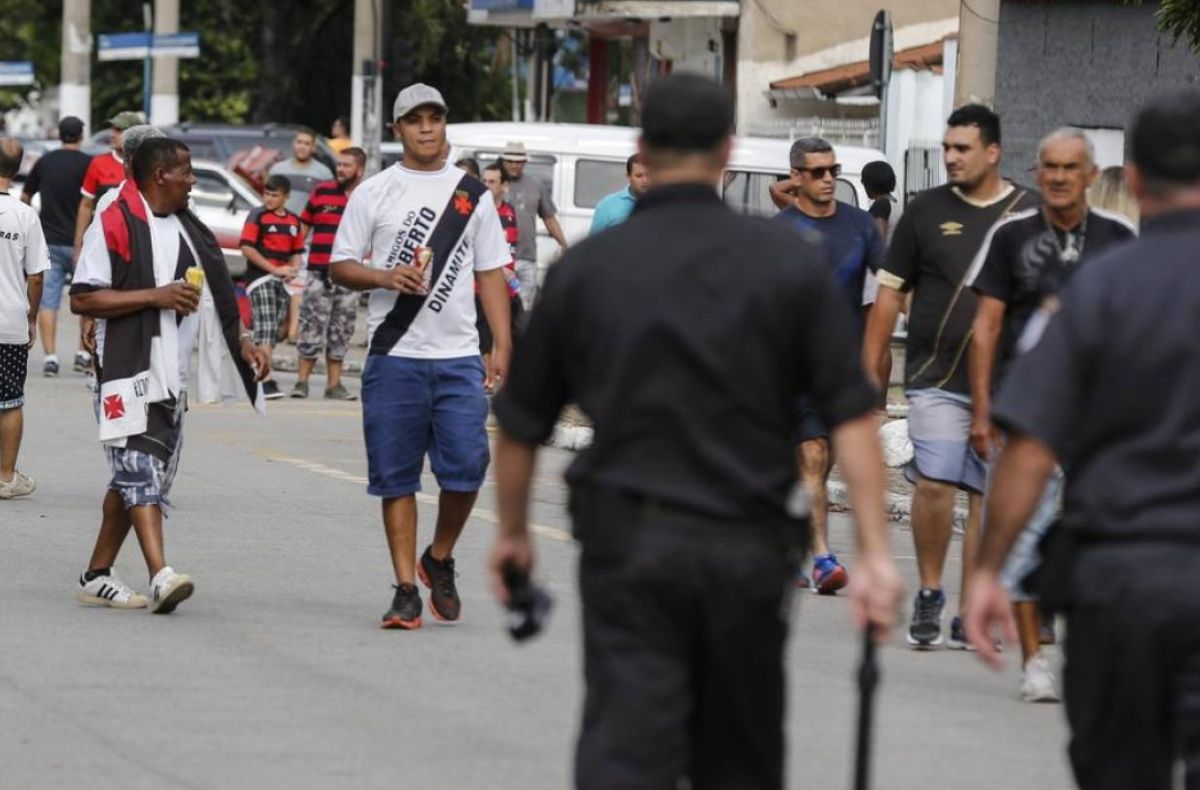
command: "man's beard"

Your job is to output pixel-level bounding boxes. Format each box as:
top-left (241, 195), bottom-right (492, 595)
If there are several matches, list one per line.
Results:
top-left (337, 175), bottom-right (359, 189)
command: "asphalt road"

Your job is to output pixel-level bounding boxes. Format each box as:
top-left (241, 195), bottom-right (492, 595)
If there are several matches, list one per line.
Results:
top-left (1, 326), bottom-right (1074, 789)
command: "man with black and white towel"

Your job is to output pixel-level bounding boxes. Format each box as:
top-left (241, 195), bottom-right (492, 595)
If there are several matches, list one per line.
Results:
top-left (70, 138), bottom-right (270, 613)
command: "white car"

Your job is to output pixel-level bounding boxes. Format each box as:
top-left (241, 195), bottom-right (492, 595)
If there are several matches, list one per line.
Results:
top-left (189, 158), bottom-right (263, 278)
top-left (383, 122), bottom-right (886, 279)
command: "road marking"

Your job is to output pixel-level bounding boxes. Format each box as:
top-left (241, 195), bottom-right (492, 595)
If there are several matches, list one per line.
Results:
top-left (254, 449), bottom-right (571, 542)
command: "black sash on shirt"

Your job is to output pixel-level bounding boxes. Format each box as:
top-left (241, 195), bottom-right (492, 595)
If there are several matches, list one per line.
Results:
top-left (369, 173), bottom-right (486, 356)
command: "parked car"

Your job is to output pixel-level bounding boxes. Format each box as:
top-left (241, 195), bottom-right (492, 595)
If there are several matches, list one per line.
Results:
top-left (382, 122), bottom-right (885, 278)
top-left (189, 158), bottom-right (263, 277)
top-left (86, 122), bottom-right (338, 178)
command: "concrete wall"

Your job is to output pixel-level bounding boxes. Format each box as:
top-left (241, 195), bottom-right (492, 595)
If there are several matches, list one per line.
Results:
top-left (736, 0), bottom-right (959, 130)
top-left (995, 0), bottom-right (1200, 179)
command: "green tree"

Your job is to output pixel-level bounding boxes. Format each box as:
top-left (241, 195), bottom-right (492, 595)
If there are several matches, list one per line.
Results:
top-left (1132, 0), bottom-right (1200, 52)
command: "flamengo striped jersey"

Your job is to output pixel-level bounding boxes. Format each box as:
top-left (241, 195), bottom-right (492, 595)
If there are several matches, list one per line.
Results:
top-left (300, 181), bottom-right (350, 268)
top-left (239, 207), bottom-right (304, 284)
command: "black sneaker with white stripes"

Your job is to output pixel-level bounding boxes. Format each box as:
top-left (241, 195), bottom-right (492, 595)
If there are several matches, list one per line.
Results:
top-left (77, 571), bottom-right (148, 609)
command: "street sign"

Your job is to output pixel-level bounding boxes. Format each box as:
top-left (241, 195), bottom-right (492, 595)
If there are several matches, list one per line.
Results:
top-left (98, 32), bottom-right (151, 61)
top-left (0, 61), bottom-right (34, 87)
top-left (869, 10), bottom-right (893, 100)
top-left (97, 31), bottom-right (200, 61)
top-left (152, 33), bottom-right (200, 58)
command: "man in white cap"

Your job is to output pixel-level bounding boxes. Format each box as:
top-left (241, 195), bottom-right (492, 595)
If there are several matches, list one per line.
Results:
top-left (499, 141), bottom-right (567, 309)
top-left (329, 83), bottom-right (512, 629)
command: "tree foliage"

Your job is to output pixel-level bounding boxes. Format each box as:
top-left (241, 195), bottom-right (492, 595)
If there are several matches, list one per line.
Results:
top-left (1130, 0), bottom-right (1200, 52)
top-left (0, 0), bottom-right (514, 133)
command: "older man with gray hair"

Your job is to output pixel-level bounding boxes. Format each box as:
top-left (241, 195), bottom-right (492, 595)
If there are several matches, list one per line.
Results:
top-left (965, 126), bottom-right (1136, 702)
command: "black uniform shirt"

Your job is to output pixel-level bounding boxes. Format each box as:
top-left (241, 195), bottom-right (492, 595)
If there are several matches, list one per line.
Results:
top-left (493, 183), bottom-right (878, 521)
top-left (969, 206), bottom-right (1136, 382)
top-left (877, 184), bottom-right (1037, 394)
top-left (992, 209), bottom-right (1200, 541)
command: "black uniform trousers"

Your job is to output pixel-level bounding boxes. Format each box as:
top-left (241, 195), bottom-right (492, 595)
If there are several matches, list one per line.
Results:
top-left (570, 486), bottom-right (800, 790)
top-left (1064, 543), bottom-right (1200, 790)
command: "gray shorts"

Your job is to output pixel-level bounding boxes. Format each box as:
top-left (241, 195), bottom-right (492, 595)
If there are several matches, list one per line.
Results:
top-left (297, 275), bottom-right (358, 361)
top-left (904, 388), bottom-right (986, 494)
top-left (998, 470), bottom-right (1063, 601)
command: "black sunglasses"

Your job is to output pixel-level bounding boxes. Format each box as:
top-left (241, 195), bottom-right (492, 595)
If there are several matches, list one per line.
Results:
top-left (797, 164), bottom-right (842, 179)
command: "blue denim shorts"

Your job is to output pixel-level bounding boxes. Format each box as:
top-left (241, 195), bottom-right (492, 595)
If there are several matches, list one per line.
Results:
top-left (39, 245), bottom-right (74, 311)
top-left (361, 355), bottom-right (490, 498)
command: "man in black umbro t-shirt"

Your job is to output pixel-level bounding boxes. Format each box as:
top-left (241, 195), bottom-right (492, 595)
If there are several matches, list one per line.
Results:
top-left (862, 104), bottom-right (1037, 650)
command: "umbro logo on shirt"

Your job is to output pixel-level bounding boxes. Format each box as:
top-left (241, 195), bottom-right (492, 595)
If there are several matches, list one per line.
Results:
top-left (940, 221), bottom-right (964, 236)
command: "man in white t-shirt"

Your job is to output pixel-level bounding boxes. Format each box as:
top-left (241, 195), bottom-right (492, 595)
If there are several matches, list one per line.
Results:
top-left (0, 138), bottom-right (50, 499)
top-left (71, 138), bottom-right (270, 614)
top-left (330, 84), bottom-right (512, 629)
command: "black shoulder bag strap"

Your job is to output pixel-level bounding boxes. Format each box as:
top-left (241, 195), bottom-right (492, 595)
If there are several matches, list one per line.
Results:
top-left (369, 173), bottom-right (486, 356)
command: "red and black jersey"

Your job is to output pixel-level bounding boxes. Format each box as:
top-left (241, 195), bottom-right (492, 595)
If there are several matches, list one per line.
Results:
top-left (240, 207), bottom-right (304, 283)
top-left (497, 199), bottom-right (518, 258)
top-left (81, 151), bottom-right (124, 203)
top-left (299, 180), bottom-right (349, 268)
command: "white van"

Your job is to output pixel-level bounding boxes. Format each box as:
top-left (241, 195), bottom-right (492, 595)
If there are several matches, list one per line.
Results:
top-left (382, 122), bottom-right (887, 275)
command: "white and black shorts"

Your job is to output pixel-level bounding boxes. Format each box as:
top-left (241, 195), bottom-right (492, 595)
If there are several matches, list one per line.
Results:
top-left (0, 343), bottom-right (29, 410)
top-left (248, 278), bottom-right (290, 347)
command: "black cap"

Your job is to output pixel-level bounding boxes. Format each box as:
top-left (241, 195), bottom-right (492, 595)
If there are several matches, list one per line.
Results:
top-left (641, 73), bottom-right (733, 152)
top-left (862, 160), bottom-right (896, 194)
top-left (1131, 91), bottom-right (1200, 186)
top-left (58, 116), bottom-right (84, 142)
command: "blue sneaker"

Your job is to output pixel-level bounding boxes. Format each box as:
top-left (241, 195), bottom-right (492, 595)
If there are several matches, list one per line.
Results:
top-left (907, 588), bottom-right (946, 648)
top-left (812, 553), bottom-right (849, 595)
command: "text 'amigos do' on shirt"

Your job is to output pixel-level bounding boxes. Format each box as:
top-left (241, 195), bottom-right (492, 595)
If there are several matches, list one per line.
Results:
top-left (330, 163), bottom-right (510, 359)
top-left (239, 207), bottom-right (304, 286)
top-left (876, 183), bottom-right (1038, 394)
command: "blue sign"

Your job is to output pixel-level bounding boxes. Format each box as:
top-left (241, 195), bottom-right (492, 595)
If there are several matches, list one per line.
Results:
top-left (470, 0), bottom-right (534, 10)
top-left (98, 32), bottom-right (151, 61)
top-left (0, 61), bottom-right (34, 87)
top-left (98, 31), bottom-right (200, 61)
top-left (153, 32), bottom-right (200, 58)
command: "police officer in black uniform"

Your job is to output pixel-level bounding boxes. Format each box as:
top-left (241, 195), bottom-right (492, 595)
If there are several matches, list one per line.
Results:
top-left (487, 73), bottom-right (903, 790)
top-left (965, 91), bottom-right (1200, 790)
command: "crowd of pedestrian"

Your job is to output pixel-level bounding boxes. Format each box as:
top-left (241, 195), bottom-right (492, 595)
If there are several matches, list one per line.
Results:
top-left (2, 72), bottom-right (1197, 790)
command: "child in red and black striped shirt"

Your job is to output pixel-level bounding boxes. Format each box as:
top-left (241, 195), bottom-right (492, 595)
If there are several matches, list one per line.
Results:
top-left (239, 174), bottom-right (305, 399)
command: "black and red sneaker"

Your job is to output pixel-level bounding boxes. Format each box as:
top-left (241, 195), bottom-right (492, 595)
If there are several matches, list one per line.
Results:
top-left (418, 546), bottom-right (461, 622)
top-left (381, 583), bottom-right (423, 629)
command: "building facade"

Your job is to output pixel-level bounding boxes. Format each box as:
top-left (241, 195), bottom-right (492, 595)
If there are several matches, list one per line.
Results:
top-left (995, 0), bottom-right (1200, 179)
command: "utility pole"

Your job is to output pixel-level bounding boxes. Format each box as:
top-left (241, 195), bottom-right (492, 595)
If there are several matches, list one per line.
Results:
top-left (352, 0), bottom-right (383, 174)
top-left (151, 0), bottom-right (180, 126)
top-left (954, 0), bottom-right (1001, 107)
top-left (60, 0), bottom-right (91, 127)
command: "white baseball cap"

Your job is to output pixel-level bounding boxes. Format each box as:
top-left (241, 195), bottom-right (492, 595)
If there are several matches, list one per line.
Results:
top-left (393, 83), bottom-right (448, 121)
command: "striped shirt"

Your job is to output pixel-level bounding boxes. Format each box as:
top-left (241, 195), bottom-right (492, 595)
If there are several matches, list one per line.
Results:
top-left (300, 181), bottom-right (350, 268)
top-left (239, 207), bottom-right (304, 284)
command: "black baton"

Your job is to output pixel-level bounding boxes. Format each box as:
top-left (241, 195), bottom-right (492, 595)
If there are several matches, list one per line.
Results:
top-left (854, 625), bottom-right (880, 790)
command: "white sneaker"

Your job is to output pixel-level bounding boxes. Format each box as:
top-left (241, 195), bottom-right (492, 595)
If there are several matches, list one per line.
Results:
top-left (0, 471), bottom-right (36, 499)
top-left (149, 567), bottom-right (194, 615)
top-left (1020, 652), bottom-right (1061, 703)
top-left (76, 572), bottom-right (148, 609)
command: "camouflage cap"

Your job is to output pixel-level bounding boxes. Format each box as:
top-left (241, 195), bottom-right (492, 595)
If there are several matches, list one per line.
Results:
top-left (106, 111), bottom-right (146, 131)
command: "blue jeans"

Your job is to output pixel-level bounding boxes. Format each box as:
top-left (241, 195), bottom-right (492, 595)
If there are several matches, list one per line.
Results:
top-left (361, 355), bottom-right (489, 498)
top-left (39, 245), bottom-right (74, 311)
